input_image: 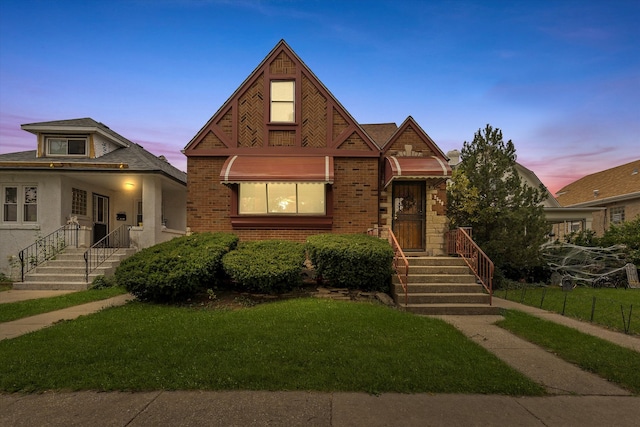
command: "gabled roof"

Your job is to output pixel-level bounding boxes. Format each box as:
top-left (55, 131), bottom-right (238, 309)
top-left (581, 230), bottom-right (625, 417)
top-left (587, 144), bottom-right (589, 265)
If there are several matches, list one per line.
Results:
top-left (381, 116), bottom-right (448, 159)
top-left (361, 123), bottom-right (398, 147)
top-left (183, 39), bottom-right (380, 154)
top-left (555, 159), bottom-right (640, 207)
top-left (0, 118), bottom-right (186, 185)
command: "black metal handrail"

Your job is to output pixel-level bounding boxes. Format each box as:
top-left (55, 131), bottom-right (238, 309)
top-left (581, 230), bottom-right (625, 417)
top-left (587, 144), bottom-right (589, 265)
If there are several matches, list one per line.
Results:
top-left (84, 225), bottom-right (131, 282)
top-left (18, 224), bottom-right (79, 281)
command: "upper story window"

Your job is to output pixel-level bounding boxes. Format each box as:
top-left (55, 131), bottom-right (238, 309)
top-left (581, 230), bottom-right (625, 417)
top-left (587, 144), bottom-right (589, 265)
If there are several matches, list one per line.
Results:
top-left (239, 182), bottom-right (325, 215)
top-left (3, 185), bottom-right (38, 223)
top-left (270, 81), bottom-right (295, 123)
top-left (610, 206), bottom-right (625, 224)
top-left (47, 137), bottom-right (88, 156)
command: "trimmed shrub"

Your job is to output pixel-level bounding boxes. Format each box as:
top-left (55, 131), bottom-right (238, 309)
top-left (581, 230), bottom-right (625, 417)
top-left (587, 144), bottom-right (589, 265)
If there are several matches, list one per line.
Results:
top-left (306, 233), bottom-right (394, 291)
top-left (90, 274), bottom-right (117, 290)
top-left (222, 240), bottom-right (305, 294)
top-left (116, 232), bottom-right (238, 302)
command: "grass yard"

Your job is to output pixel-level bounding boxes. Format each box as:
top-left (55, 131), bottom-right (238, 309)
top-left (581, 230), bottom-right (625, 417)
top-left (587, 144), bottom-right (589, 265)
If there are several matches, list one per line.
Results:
top-left (0, 287), bottom-right (128, 323)
top-left (496, 285), bottom-right (640, 335)
top-left (497, 310), bottom-right (640, 394)
top-left (0, 298), bottom-right (544, 395)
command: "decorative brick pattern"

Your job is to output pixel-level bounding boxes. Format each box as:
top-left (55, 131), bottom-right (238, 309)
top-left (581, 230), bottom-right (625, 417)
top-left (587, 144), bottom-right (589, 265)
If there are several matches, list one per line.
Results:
top-left (218, 109), bottom-right (233, 140)
top-left (194, 131), bottom-right (227, 150)
top-left (238, 74), bottom-right (264, 148)
top-left (431, 182), bottom-right (447, 216)
top-left (388, 126), bottom-right (435, 156)
top-left (269, 130), bottom-right (296, 147)
top-left (270, 51), bottom-right (296, 75)
top-left (302, 73), bottom-right (327, 148)
top-left (337, 132), bottom-right (372, 151)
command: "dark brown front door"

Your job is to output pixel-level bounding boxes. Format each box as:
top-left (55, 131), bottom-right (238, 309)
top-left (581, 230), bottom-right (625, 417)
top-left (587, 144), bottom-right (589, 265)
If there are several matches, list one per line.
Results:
top-left (392, 181), bottom-right (425, 251)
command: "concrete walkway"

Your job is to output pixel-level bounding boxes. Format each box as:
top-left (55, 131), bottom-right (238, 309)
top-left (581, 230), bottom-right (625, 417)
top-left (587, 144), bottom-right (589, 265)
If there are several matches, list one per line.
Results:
top-left (0, 291), bottom-right (639, 426)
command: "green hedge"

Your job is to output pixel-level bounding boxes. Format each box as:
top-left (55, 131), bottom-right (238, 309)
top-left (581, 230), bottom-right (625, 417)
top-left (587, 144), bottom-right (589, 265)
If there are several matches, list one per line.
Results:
top-left (222, 240), bottom-right (306, 294)
top-left (116, 232), bottom-right (238, 302)
top-left (306, 233), bottom-right (394, 291)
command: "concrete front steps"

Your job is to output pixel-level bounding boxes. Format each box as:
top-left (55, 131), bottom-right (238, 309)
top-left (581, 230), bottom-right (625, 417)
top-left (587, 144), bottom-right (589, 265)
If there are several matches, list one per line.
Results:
top-left (393, 256), bottom-right (500, 315)
top-left (13, 247), bottom-right (136, 291)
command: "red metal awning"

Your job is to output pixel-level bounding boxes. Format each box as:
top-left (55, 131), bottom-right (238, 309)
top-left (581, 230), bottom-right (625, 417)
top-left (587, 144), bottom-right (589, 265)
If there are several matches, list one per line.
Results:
top-left (384, 155), bottom-right (451, 187)
top-left (220, 156), bottom-right (334, 184)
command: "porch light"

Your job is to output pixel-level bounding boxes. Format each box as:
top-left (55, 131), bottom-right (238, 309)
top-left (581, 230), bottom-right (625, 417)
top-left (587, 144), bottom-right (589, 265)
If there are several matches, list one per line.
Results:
top-left (125, 182), bottom-right (135, 190)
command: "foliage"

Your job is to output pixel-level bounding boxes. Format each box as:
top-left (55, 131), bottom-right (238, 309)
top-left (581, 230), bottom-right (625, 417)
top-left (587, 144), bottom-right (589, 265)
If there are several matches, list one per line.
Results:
top-left (222, 240), bottom-right (306, 294)
top-left (447, 124), bottom-right (550, 284)
top-left (0, 272), bottom-right (12, 284)
top-left (116, 232), bottom-right (238, 303)
top-left (498, 310), bottom-right (640, 394)
top-left (0, 299), bottom-right (543, 395)
top-left (306, 233), bottom-right (394, 291)
top-left (90, 274), bottom-right (117, 290)
top-left (599, 217), bottom-right (640, 266)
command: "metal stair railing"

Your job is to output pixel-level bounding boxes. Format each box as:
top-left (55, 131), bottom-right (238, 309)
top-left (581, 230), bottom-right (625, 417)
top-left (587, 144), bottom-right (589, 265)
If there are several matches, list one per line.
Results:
top-left (84, 225), bottom-right (131, 282)
top-left (18, 224), bottom-right (80, 281)
top-left (447, 227), bottom-right (494, 304)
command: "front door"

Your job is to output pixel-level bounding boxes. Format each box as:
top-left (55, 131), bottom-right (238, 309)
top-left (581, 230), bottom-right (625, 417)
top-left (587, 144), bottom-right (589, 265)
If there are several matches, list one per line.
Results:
top-left (92, 193), bottom-right (109, 244)
top-left (392, 181), bottom-right (425, 251)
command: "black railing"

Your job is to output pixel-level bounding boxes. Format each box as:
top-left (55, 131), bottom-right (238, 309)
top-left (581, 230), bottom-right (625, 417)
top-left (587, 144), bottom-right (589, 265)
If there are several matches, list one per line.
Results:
top-left (84, 225), bottom-right (131, 282)
top-left (18, 224), bottom-right (80, 281)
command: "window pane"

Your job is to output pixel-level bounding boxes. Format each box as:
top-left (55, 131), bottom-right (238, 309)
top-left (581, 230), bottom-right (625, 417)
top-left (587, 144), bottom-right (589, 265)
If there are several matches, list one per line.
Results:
top-left (72, 188), bottom-right (87, 215)
top-left (24, 204), bottom-right (37, 222)
top-left (271, 102), bottom-right (294, 122)
top-left (298, 183), bottom-right (325, 214)
top-left (48, 138), bottom-right (67, 155)
top-left (24, 187), bottom-right (37, 204)
top-left (4, 187), bottom-right (17, 204)
top-left (239, 183), bottom-right (267, 214)
top-left (268, 183), bottom-right (296, 213)
top-left (68, 139), bottom-right (86, 155)
top-left (271, 81), bottom-right (294, 101)
top-left (4, 204), bottom-right (17, 222)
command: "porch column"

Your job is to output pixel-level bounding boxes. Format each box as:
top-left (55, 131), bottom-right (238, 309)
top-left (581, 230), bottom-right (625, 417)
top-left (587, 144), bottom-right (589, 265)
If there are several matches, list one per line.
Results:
top-left (140, 175), bottom-right (162, 249)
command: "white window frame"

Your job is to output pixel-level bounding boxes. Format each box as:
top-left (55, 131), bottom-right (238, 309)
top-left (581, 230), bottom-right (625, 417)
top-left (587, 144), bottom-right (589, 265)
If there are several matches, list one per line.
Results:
top-left (270, 80), bottom-right (295, 123)
top-left (2, 185), bottom-right (38, 224)
top-left (239, 182), bottom-right (325, 215)
top-left (610, 206), bottom-right (625, 224)
top-left (46, 136), bottom-right (88, 157)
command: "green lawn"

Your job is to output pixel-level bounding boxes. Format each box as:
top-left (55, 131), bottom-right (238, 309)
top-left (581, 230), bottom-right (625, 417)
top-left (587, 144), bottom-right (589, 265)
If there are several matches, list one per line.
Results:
top-left (497, 310), bottom-right (640, 394)
top-left (0, 287), bottom-right (128, 323)
top-left (0, 298), bottom-right (544, 395)
top-left (496, 285), bottom-right (640, 335)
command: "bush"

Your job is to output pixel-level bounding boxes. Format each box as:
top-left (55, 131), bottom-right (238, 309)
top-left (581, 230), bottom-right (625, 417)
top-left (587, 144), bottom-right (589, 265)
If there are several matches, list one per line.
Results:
top-left (306, 233), bottom-right (394, 292)
top-left (116, 232), bottom-right (238, 302)
top-left (222, 240), bottom-right (305, 294)
top-left (90, 275), bottom-right (117, 290)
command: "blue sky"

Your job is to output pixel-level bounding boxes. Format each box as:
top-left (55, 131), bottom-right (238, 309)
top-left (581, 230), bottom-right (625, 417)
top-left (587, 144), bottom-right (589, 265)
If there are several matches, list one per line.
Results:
top-left (0, 0), bottom-right (638, 194)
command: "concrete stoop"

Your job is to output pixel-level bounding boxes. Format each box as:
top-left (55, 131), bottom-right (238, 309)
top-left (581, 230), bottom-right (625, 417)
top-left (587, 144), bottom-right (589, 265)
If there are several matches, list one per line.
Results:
top-left (13, 247), bottom-right (136, 291)
top-left (394, 256), bottom-right (499, 315)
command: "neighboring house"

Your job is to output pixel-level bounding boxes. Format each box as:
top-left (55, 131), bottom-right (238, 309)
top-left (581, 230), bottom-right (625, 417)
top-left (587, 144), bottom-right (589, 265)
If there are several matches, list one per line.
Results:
top-left (554, 159), bottom-right (640, 237)
top-left (446, 150), bottom-right (601, 237)
top-left (0, 118), bottom-right (187, 279)
top-left (183, 40), bottom-right (451, 253)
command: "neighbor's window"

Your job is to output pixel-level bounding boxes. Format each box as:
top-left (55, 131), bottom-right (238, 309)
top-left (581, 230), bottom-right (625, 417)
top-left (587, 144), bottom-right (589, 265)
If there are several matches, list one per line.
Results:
top-left (270, 81), bottom-right (295, 122)
top-left (3, 185), bottom-right (38, 223)
top-left (47, 137), bottom-right (87, 156)
top-left (71, 188), bottom-right (87, 216)
top-left (239, 183), bottom-right (325, 214)
top-left (610, 206), bottom-right (625, 224)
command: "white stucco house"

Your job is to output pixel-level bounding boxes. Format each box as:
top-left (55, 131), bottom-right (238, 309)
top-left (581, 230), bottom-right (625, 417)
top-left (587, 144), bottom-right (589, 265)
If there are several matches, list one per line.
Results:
top-left (0, 118), bottom-right (187, 280)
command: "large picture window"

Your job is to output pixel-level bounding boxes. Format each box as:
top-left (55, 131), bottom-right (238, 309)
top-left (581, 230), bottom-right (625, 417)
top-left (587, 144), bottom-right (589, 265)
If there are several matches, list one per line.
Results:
top-left (3, 185), bottom-right (38, 223)
top-left (47, 137), bottom-right (87, 156)
top-left (239, 183), bottom-right (325, 215)
top-left (270, 81), bottom-right (295, 122)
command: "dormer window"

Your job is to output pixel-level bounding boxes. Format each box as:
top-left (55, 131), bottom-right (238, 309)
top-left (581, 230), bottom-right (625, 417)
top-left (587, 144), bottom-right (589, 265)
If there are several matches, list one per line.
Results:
top-left (47, 137), bottom-right (87, 156)
top-left (270, 81), bottom-right (295, 122)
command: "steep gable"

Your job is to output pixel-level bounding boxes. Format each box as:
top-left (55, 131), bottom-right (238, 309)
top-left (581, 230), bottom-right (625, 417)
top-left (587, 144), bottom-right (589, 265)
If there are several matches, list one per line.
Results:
top-left (184, 40), bottom-right (378, 157)
top-left (382, 117), bottom-right (447, 160)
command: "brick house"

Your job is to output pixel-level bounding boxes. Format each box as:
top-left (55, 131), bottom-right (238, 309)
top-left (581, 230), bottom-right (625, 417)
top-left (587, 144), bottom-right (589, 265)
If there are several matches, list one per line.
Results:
top-left (554, 159), bottom-right (640, 236)
top-left (183, 40), bottom-right (451, 254)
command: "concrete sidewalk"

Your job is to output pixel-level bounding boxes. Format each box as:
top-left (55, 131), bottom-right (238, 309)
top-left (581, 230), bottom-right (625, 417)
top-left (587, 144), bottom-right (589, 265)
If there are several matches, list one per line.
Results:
top-left (1, 391), bottom-right (640, 427)
top-left (1, 291), bottom-right (639, 426)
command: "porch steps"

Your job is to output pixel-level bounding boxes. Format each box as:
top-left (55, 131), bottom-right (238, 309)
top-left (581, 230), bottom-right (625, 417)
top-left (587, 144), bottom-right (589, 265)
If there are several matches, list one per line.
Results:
top-left (13, 247), bottom-right (136, 291)
top-left (393, 256), bottom-right (499, 315)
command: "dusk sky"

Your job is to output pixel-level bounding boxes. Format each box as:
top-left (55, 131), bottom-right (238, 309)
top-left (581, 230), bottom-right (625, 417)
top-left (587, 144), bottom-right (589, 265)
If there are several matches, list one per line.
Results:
top-left (1, 0), bottom-right (638, 195)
